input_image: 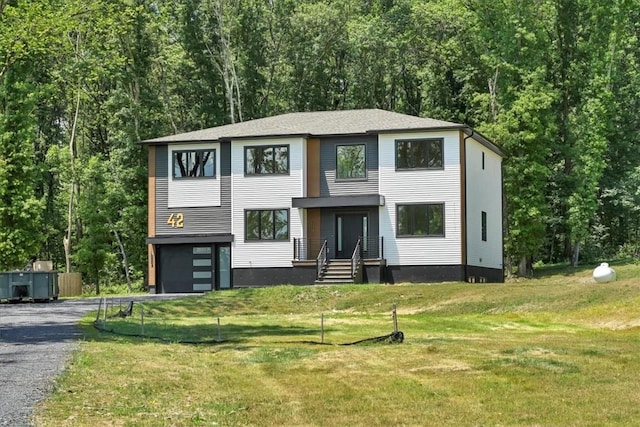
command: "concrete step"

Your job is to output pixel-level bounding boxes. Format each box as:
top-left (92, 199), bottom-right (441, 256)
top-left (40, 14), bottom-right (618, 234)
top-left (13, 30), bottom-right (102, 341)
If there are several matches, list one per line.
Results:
top-left (315, 278), bottom-right (355, 284)
top-left (316, 259), bottom-right (361, 284)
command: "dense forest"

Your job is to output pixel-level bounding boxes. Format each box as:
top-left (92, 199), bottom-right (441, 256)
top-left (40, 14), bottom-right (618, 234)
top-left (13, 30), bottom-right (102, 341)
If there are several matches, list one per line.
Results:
top-left (0, 0), bottom-right (638, 290)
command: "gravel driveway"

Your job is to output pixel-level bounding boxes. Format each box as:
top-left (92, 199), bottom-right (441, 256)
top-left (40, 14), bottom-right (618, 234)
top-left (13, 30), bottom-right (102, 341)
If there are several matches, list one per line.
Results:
top-left (0, 295), bottom-right (196, 426)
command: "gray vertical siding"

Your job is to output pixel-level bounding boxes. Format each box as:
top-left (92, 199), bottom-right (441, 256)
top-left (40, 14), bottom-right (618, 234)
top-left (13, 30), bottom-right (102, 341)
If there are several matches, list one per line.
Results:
top-left (319, 136), bottom-right (379, 197)
top-left (155, 143), bottom-right (232, 235)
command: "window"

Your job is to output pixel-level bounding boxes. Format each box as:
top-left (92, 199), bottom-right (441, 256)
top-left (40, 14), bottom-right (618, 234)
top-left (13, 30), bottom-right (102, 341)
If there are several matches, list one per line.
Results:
top-left (481, 211), bottom-right (487, 241)
top-left (173, 150), bottom-right (215, 178)
top-left (245, 209), bottom-right (289, 241)
top-left (396, 203), bottom-right (444, 237)
top-left (482, 152), bottom-right (485, 170)
top-left (245, 145), bottom-right (289, 175)
top-left (396, 139), bottom-right (443, 170)
top-left (336, 144), bottom-right (366, 180)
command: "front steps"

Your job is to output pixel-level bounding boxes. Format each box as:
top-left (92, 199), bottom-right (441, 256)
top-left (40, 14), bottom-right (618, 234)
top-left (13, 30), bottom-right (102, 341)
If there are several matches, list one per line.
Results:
top-left (315, 259), bottom-right (358, 284)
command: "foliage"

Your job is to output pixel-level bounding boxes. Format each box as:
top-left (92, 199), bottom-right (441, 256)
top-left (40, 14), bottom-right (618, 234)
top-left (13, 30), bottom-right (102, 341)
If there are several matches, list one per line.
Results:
top-left (0, 0), bottom-right (639, 281)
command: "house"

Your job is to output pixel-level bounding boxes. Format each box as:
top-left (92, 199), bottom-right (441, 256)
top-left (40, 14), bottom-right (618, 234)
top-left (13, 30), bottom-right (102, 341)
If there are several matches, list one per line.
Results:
top-left (142, 109), bottom-right (505, 293)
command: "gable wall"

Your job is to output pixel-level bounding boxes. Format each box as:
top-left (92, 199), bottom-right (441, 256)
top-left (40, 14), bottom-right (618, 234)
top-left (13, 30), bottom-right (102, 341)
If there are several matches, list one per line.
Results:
top-left (465, 137), bottom-right (503, 270)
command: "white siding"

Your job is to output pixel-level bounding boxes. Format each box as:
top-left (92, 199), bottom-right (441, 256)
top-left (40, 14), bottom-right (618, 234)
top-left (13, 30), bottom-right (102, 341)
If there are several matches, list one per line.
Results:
top-left (379, 131), bottom-right (462, 266)
top-left (466, 138), bottom-right (503, 269)
top-left (167, 143), bottom-right (221, 208)
top-left (231, 138), bottom-right (304, 268)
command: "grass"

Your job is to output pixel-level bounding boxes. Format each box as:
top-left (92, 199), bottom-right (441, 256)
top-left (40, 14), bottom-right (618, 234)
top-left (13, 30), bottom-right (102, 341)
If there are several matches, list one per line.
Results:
top-left (34, 262), bottom-right (640, 426)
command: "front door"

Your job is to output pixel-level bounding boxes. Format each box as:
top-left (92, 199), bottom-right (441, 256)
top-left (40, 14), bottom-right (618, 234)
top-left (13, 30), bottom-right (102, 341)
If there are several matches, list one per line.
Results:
top-left (336, 214), bottom-right (367, 258)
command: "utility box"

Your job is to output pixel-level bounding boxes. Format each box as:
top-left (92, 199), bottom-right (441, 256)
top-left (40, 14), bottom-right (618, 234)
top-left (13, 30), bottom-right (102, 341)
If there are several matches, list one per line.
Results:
top-left (0, 271), bottom-right (59, 302)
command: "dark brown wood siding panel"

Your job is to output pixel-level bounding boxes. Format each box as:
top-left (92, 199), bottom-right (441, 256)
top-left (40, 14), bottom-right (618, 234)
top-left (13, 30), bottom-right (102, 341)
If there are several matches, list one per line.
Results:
top-left (148, 146), bottom-right (157, 287)
top-left (307, 138), bottom-right (320, 197)
top-left (148, 145), bottom-right (156, 237)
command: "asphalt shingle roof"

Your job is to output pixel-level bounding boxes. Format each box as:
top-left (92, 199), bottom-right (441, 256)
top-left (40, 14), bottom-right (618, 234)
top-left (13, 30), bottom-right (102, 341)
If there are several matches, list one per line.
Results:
top-left (142, 109), bottom-right (506, 157)
top-left (142, 109), bottom-right (464, 143)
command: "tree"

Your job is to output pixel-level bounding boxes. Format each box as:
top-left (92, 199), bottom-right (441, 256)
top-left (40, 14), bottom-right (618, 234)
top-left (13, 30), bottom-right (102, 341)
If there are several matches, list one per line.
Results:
top-left (74, 156), bottom-right (110, 294)
top-left (0, 0), bottom-right (66, 270)
top-left (0, 66), bottom-right (45, 269)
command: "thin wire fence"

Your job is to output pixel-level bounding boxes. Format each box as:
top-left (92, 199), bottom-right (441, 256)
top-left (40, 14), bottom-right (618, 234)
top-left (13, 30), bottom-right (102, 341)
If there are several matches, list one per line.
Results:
top-left (92, 298), bottom-right (404, 346)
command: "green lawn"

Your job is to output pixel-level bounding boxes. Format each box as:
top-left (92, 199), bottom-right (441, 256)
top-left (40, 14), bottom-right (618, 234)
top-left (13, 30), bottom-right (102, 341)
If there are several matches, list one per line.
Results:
top-left (34, 263), bottom-right (640, 426)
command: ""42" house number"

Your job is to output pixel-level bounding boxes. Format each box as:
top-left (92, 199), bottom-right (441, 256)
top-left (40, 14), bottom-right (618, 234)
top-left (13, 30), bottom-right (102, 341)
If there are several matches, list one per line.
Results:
top-left (167, 213), bottom-right (184, 228)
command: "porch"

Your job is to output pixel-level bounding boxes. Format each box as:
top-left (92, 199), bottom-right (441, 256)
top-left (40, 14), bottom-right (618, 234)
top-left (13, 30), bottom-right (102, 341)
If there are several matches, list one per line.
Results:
top-left (292, 237), bottom-right (386, 284)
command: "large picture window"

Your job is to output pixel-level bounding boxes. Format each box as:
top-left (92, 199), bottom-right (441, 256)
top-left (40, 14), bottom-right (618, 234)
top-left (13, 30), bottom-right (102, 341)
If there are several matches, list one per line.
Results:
top-left (245, 209), bottom-right (289, 241)
top-left (396, 139), bottom-right (443, 170)
top-left (396, 203), bottom-right (444, 237)
top-left (336, 144), bottom-right (366, 180)
top-left (173, 150), bottom-right (215, 178)
top-left (245, 145), bottom-right (289, 175)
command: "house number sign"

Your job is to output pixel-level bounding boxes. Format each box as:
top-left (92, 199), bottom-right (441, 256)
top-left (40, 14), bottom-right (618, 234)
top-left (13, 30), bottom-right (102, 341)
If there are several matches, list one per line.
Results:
top-left (167, 213), bottom-right (184, 228)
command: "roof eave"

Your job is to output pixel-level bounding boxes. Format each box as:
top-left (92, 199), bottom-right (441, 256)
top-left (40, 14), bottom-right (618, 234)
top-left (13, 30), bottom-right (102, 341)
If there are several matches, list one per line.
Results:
top-left (462, 127), bottom-right (507, 158)
top-left (367, 125), bottom-right (466, 135)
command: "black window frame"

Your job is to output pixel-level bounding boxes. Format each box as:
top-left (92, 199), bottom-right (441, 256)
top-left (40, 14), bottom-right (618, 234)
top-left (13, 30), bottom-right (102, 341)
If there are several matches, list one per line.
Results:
top-left (172, 149), bottom-right (216, 179)
top-left (395, 138), bottom-right (444, 170)
top-left (336, 143), bottom-right (367, 181)
top-left (481, 211), bottom-right (487, 241)
top-left (244, 144), bottom-right (290, 175)
top-left (396, 203), bottom-right (445, 237)
top-left (244, 209), bottom-right (290, 241)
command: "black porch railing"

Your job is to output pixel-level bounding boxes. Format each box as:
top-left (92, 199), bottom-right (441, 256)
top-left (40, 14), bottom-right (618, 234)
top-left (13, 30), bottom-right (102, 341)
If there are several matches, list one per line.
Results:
top-left (293, 236), bottom-right (384, 261)
top-left (351, 238), bottom-right (362, 278)
top-left (317, 240), bottom-right (328, 279)
top-left (293, 238), bottom-right (327, 261)
top-left (361, 236), bottom-right (384, 260)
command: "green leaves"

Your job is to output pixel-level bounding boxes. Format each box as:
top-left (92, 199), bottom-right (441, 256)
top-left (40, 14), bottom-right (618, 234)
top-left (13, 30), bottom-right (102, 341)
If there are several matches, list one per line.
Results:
top-left (0, 0), bottom-right (639, 280)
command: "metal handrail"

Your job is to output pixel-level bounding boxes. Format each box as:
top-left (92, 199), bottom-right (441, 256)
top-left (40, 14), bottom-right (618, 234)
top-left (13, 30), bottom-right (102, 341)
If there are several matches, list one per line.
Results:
top-left (351, 238), bottom-right (362, 278)
top-left (316, 240), bottom-right (328, 279)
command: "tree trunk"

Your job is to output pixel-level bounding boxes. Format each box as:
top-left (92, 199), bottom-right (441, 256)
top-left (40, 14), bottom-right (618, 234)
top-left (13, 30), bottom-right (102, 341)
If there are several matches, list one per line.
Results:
top-left (518, 256), bottom-right (532, 277)
top-left (488, 65), bottom-right (499, 122)
top-left (572, 241), bottom-right (580, 267)
top-left (64, 35), bottom-right (82, 273)
top-left (109, 221), bottom-right (132, 292)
